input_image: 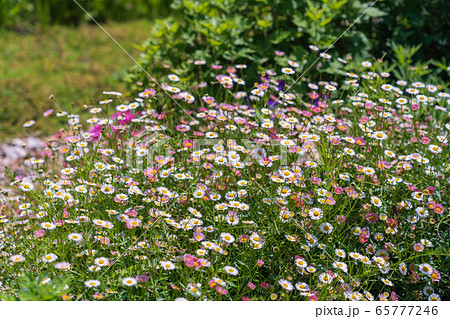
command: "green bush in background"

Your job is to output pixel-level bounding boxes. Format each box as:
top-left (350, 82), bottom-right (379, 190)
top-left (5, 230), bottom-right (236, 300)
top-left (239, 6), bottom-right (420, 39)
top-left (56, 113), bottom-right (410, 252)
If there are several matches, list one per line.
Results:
top-left (125, 0), bottom-right (384, 89)
top-left (0, 0), bottom-right (171, 31)
top-left (368, 0), bottom-right (450, 63)
top-left (124, 0), bottom-right (449, 91)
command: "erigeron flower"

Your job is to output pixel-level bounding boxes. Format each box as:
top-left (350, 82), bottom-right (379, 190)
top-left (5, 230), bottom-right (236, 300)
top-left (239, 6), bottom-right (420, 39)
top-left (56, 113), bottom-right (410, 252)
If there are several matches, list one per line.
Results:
top-left (281, 67), bottom-right (295, 75)
top-left (320, 52), bottom-right (332, 59)
top-left (373, 131), bottom-right (388, 140)
top-left (23, 120), bottom-right (36, 127)
top-left (278, 279), bottom-right (294, 291)
top-left (122, 277), bottom-right (137, 286)
top-left (428, 294), bottom-right (441, 301)
top-left (41, 222), bottom-right (56, 230)
top-left (335, 249), bottom-right (346, 258)
top-left (224, 265), bottom-right (239, 276)
top-left (42, 253), bottom-right (58, 263)
top-left (187, 283), bottom-right (202, 297)
top-left (94, 257), bottom-right (109, 267)
top-left (85, 280), bottom-right (101, 288)
top-left (54, 262), bottom-right (71, 271)
top-left (168, 74), bottom-right (179, 82)
top-left (3, 51), bottom-right (450, 302)
top-left (294, 258), bottom-right (308, 268)
top-left (220, 232), bottom-right (235, 244)
top-left (428, 145), bottom-right (442, 154)
top-left (332, 261), bottom-right (348, 273)
top-left (343, 148), bottom-right (355, 156)
top-left (287, 60), bottom-right (299, 67)
top-left (19, 180), bottom-right (35, 192)
top-left (319, 222), bottom-right (333, 234)
top-left (309, 208), bottom-right (323, 220)
top-left (160, 261), bottom-right (176, 270)
top-left (370, 196), bottom-right (382, 207)
top-left (380, 278), bottom-right (393, 286)
top-left (295, 282), bottom-right (309, 291)
top-left (10, 255), bottom-right (25, 262)
top-left (68, 233), bottom-right (83, 242)
top-left (419, 263), bottom-right (433, 275)
top-left (88, 265), bottom-right (101, 272)
top-left (318, 272), bottom-right (333, 284)
top-left (325, 84), bottom-right (337, 92)
top-left (101, 184), bottom-right (115, 194)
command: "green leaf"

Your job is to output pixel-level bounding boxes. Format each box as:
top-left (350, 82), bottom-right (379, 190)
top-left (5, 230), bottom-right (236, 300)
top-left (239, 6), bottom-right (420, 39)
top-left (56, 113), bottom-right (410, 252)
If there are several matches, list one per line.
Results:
top-left (330, 0), bottom-right (348, 10)
top-left (319, 17), bottom-right (332, 26)
top-left (292, 13), bottom-right (307, 28)
top-left (207, 37), bottom-right (223, 46)
top-left (365, 7), bottom-right (387, 18)
top-left (306, 1), bottom-right (324, 21)
top-left (270, 30), bottom-right (291, 45)
top-left (257, 19), bottom-right (272, 29)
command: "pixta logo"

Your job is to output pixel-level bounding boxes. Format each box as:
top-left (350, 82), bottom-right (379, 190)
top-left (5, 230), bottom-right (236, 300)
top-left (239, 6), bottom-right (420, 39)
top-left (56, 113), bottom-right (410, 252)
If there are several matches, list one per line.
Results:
top-left (191, 138), bottom-right (324, 167)
top-left (125, 131), bottom-right (324, 169)
top-left (125, 130), bottom-right (174, 170)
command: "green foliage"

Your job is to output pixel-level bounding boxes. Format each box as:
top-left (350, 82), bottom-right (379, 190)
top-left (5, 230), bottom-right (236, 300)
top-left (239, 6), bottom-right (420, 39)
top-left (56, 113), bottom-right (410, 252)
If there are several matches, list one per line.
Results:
top-left (370, 0), bottom-right (450, 63)
top-left (125, 0), bottom-right (383, 90)
top-left (0, 0), bottom-right (33, 30)
top-left (0, 0), bottom-right (171, 31)
top-left (125, 0), bottom-right (449, 91)
top-left (0, 272), bottom-right (71, 301)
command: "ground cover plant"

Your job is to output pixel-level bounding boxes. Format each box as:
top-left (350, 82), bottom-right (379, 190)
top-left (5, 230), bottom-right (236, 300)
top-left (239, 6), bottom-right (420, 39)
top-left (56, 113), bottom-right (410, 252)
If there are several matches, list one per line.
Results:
top-left (1, 46), bottom-right (449, 301)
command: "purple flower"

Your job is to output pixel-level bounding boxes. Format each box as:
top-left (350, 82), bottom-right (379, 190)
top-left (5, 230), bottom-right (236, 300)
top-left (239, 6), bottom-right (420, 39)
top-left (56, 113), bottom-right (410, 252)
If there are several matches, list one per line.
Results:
top-left (277, 80), bottom-right (285, 91)
top-left (193, 232), bottom-right (204, 242)
top-left (136, 275), bottom-right (149, 283)
top-left (34, 229), bottom-right (45, 238)
top-left (391, 291), bottom-right (399, 301)
top-left (335, 215), bottom-right (346, 224)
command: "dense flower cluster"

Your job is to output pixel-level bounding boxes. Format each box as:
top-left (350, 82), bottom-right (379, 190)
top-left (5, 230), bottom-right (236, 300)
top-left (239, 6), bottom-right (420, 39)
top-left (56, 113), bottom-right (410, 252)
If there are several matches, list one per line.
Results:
top-left (1, 49), bottom-right (449, 301)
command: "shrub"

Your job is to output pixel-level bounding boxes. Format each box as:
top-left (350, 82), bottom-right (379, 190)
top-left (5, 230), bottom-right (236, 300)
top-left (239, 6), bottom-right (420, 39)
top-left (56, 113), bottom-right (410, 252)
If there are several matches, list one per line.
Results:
top-left (369, 0), bottom-right (450, 63)
top-left (0, 0), bottom-right (171, 31)
top-left (125, 0), bottom-right (450, 92)
top-left (124, 0), bottom-right (387, 91)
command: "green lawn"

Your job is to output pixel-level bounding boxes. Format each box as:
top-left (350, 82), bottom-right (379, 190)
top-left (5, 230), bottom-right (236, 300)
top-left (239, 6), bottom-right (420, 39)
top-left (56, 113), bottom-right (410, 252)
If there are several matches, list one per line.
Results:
top-left (0, 20), bottom-right (153, 140)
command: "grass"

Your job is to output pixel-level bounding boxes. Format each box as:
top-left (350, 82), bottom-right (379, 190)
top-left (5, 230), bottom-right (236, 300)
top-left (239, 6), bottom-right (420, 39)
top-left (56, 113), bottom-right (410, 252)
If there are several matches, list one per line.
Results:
top-left (0, 20), bottom-right (153, 140)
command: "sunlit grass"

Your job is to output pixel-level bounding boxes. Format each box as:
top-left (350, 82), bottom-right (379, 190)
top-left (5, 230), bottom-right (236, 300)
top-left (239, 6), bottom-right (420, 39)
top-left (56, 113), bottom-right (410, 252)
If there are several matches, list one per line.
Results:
top-left (0, 20), bottom-right (153, 139)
